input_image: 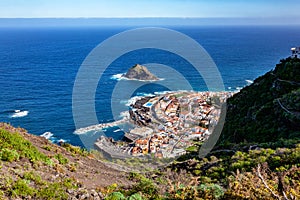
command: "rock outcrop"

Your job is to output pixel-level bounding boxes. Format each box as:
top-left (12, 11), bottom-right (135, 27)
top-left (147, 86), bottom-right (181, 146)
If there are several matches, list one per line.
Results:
top-left (123, 64), bottom-right (159, 81)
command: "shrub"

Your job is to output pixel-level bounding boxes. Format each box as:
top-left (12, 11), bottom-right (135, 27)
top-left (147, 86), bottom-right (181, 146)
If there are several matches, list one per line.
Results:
top-left (0, 129), bottom-right (52, 164)
top-left (10, 179), bottom-right (36, 198)
top-left (37, 182), bottom-right (68, 200)
top-left (0, 148), bottom-right (19, 162)
top-left (54, 153), bottom-right (69, 165)
top-left (42, 145), bottom-right (52, 151)
top-left (23, 171), bottom-right (43, 185)
top-left (199, 183), bottom-right (224, 199)
top-left (128, 193), bottom-right (143, 200)
top-left (61, 143), bottom-right (89, 157)
top-left (105, 192), bottom-right (125, 200)
top-left (127, 172), bottom-right (159, 199)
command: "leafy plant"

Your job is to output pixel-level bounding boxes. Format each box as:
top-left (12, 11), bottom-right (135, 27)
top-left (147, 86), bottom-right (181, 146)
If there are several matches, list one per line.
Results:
top-left (9, 179), bottom-right (36, 198)
top-left (61, 142), bottom-right (89, 157)
top-left (54, 153), bottom-right (69, 165)
top-left (0, 148), bottom-right (19, 162)
top-left (105, 192), bottom-right (125, 200)
top-left (0, 128), bottom-right (52, 164)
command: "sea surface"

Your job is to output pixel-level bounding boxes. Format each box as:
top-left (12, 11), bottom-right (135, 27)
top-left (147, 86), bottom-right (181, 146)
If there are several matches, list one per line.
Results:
top-left (0, 25), bottom-right (299, 148)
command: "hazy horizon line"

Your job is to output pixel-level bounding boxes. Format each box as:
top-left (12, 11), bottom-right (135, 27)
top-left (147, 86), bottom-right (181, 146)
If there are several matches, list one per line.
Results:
top-left (0, 16), bottom-right (297, 19)
top-left (0, 17), bottom-right (299, 27)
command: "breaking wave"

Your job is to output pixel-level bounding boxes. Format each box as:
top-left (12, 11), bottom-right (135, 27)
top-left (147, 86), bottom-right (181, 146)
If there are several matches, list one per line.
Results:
top-left (10, 110), bottom-right (29, 118)
top-left (40, 131), bottom-right (53, 140)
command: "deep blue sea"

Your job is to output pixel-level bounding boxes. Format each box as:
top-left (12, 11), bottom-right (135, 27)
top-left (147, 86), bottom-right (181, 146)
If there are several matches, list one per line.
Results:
top-left (1, 25), bottom-right (299, 148)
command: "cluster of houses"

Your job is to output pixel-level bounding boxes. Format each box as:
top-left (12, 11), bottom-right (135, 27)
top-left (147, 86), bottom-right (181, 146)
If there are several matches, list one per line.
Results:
top-left (131, 132), bottom-right (172, 158)
top-left (94, 91), bottom-right (233, 160)
top-left (127, 91), bottom-right (230, 158)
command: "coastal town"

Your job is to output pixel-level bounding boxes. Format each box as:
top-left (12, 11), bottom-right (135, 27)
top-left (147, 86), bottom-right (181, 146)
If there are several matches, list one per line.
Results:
top-left (94, 91), bottom-right (233, 159)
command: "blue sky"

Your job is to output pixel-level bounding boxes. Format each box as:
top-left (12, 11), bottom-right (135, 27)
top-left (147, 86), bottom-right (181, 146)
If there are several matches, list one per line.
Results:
top-left (0, 0), bottom-right (299, 18)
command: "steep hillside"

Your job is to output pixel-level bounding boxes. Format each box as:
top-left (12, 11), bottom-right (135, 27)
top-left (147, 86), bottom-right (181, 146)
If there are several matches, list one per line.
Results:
top-left (221, 57), bottom-right (300, 143)
top-left (0, 123), bottom-right (131, 199)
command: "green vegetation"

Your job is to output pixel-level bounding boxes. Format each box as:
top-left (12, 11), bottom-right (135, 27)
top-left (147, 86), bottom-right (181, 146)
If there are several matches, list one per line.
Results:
top-left (0, 126), bottom-right (79, 199)
top-left (0, 170), bottom-right (78, 199)
top-left (0, 148), bottom-right (19, 162)
top-left (10, 178), bottom-right (36, 198)
top-left (54, 153), bottom-right (69, 165)
top-left (101, 142), bottom-right (299, 199)
top-left (0, 128), bottom-right (52, 164)
top-left (221, 57), bottom-right (300, 143)
top-left (61, 142), bottom-right (90, 157)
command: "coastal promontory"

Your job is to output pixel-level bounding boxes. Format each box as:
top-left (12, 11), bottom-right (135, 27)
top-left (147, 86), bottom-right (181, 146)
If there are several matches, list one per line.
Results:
top-left (122, 64), bottom-right (159, 81)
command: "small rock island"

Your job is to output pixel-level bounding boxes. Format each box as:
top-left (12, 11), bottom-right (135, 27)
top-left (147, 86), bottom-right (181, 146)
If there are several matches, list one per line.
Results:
top-left (122, 64), bottom-right (159, 81)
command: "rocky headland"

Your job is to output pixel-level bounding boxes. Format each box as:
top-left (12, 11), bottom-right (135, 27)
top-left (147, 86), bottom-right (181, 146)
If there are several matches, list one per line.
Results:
top-left (122, 64), bottom-right (159, 81)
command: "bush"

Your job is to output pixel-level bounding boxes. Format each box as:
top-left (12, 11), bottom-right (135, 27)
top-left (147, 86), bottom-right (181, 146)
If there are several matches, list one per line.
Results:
top-left (10, 179), bottom-right (36, 198)
top-left (0, 128), bottom-right (52, 164)
top-left (199, 183), bottom-right (224, 199)
top-left (105, 192), bottom-right (125, 200)
top-left (37, 182), bottom-right (68, 200)
top-left (128, 173), bottom-right (159, 199)
top-left (61, 143), bottom-right (89, 157)
top-left (54, 153), bottom-right (69, 165)
top-left (128, 193), bottom-right (143, 200)
top-left (0, 148), bottom-right (19, 162)
top-left (23, 171), bottom-right (43, 185)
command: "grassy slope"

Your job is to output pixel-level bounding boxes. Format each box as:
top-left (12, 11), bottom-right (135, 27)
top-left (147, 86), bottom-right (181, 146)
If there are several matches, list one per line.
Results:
top-left (0, 123), bottom-right (131, 199)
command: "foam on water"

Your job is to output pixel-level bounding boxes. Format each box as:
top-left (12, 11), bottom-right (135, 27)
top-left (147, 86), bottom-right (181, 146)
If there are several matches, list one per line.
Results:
top-left (57, 139), bottom-right (68, 143)
top-left (154, 91), bottom-right (173, 95)
top-left (236, 87), bottom-right (243, 91)
top-left (111, 73), bottom-right (164, 82)
top-left (111, 73), bottom-right (125, 81)
top-left (136, 92), bottom-right (155, 97)
top-left (40, 131), bottom-right (68, 144)
top-left (10, 110), bottom-right (29, 118)
top-left (121, 93), bottom-right (156, 106)
top-left (246, 79), bottom-right (254, 84)
top-left (119, 111), bottom-right (129, 118)
top-left (122, 96), bottom-right (143, 106)
top-left (40, 131), bottom-right (54, 140)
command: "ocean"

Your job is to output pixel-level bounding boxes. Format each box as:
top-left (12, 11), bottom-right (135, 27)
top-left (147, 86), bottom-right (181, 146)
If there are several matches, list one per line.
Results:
top-left (0, 25), bottom-right (299, 148)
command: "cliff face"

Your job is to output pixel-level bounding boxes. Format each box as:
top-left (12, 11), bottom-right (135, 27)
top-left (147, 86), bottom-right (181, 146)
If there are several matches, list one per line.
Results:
top-left (221, 57), bottom-right (300, 144)
top-left (123, 64), bottom-right (159, 81)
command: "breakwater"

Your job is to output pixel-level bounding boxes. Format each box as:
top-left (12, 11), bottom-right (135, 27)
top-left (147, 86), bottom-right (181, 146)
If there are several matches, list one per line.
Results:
top-left (74, 117), bottom-right (128, 134)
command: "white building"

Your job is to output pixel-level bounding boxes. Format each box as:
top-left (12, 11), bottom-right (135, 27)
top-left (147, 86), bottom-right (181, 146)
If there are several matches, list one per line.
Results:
top-left (291, 47), bottom-right (300, 58)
